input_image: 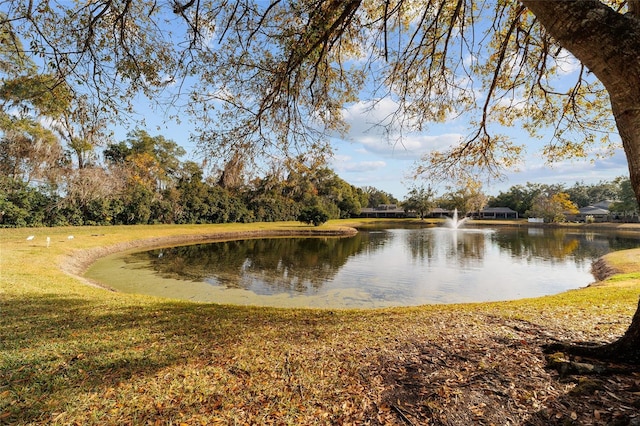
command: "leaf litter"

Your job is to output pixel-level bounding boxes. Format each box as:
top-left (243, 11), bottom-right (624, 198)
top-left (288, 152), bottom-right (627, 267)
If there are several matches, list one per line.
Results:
top-left (358, 313), bottom-right (640, 425)
top-left (5, 292), bottom-right (640, 426)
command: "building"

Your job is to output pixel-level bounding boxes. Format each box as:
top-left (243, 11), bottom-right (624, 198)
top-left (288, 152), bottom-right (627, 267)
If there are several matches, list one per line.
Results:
top-left (358, 204), bottom-right (408, 218)
top-left (478, 207), bottom-right (519, 219)
top-left (427, 207), bottom-right (451, 218)
top-left (576, 204), bottom-right (610, 222)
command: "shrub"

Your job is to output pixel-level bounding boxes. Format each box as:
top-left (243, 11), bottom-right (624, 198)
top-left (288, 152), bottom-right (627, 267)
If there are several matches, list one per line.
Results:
top-left (297, 206), bottom-right (329, 226)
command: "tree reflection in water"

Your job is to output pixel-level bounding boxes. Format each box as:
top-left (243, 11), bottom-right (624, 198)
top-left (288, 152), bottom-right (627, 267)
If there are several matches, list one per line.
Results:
top-left (490, 228), bottom-right (634, 267)
top-left (128, 234), bottom-right (380, 295)
top-left (404, 228), bottom-right (488, 268)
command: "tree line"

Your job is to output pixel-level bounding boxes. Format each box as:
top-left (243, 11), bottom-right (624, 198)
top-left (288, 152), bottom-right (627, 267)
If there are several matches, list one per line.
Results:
top-left (488, 179), bottom-right (638, 222)
top-left (0, 53), bottom-right (400, 228)
top-left (0, 126), bottom-right (407, 228)
top-left (404, 177), bottom-right (636, 223)
top-left (2, 117), bottom-right (633, 229)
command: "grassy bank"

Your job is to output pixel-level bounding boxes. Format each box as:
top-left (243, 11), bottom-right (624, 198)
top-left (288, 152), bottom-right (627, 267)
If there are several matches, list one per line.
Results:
top-left (2, 221), bottom-right (640, 425)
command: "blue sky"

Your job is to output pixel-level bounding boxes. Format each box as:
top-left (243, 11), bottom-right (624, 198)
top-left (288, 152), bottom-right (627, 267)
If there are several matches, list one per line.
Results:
top-left (331, 135), bottom-right (629, 200)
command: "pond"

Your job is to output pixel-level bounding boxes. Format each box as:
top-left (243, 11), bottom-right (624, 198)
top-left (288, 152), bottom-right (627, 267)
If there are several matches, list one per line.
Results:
top-left (85, 226), bottom-right (640, 309)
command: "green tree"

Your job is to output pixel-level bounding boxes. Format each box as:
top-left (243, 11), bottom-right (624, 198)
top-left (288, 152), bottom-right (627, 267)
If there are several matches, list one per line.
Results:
top-left (361, 186), bottom-right (397, 208)
top-left (565, 180), bottom-right (619, 208)
top-left (103, 141), bottom-right (131, 165)
top-left (490, 184), bottom-right (537, 217)
top-left (298, 205), bottom-right (329, 227)
top-left (125, 129), bottom-right (186, 189)
top-left (0, 73), bottom-right (71, 186)
top-left (0, 175), bottom-right (60, 227)
top-left (103, 130), bottom-right (188, 224)
top-left (0, 176), bottom-right (36, 227)
top-left (610, 177), bottom-right (639, 215)
top-left (437, 180), bottom-right (487, 215)
top-left (205, 184), bottom-right (251, 224)
top-left (0, 117), bottom-right (65, 185)
top-left (526, 191), bottom-right (580, 223)
top-left (175, 161), bottom-right (210, 224)
top-left (403, 186), bottom-right (435, 219)
top-left (0, 74), bottom-right (71, 118)
top-left (53, 98), bottom-right (108, 169)
top-left (314, 169), bottom-right (362, 218)
top-left (564, 182), bottom-right (592, 208)
top-left (103, 129), bottom-right (185, 224)
top-left (113, 182), bottom-right (154, 225)
top-left (0, 15), bottom-right (35, 76)
top-left (489, 183), bottom-right (565, 217)
top-left (243, 172), bottom-right (297, 222)
top-left (279, 158), bottom-right (362, 219)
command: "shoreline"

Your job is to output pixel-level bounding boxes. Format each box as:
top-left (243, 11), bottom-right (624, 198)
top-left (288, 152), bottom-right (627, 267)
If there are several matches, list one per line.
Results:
top-left (590, 257), bottom-right (622, 282)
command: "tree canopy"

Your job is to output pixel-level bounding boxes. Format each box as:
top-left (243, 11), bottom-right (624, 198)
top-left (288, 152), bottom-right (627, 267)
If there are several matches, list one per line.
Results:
top-left (0, 1), bottom-right (622, 179)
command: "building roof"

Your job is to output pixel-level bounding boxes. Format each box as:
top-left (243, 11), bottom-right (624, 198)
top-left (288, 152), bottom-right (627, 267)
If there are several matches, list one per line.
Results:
top-left (430, 207), bottom-right (450, 213)
top-left (579, 205), bottom-right (609, 215)
top-left (360, 205), bottom-right (406, 214)
top-left (594, 200), bottom-right (616, 209)
top-left (481, 207), bottom-right (517, 213)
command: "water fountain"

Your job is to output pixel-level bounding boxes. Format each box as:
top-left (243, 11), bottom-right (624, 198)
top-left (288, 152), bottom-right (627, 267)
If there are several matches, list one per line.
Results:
top-left (444, 208), bottom-right (469, 229)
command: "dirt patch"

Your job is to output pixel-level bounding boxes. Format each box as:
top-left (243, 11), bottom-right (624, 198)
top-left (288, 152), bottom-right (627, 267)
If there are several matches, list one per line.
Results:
top-left (360, 314), bottom-right (640, 425)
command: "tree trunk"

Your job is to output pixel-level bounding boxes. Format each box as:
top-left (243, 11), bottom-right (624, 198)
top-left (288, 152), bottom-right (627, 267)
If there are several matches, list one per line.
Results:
top-left (521, 0), bottom-right (640, 362)
top-left (602, 298), bottom-right (640, 362)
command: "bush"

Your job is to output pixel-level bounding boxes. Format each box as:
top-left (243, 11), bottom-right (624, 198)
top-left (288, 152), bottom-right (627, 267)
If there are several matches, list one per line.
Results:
top-left (297, 205), bottom-right (329, 226)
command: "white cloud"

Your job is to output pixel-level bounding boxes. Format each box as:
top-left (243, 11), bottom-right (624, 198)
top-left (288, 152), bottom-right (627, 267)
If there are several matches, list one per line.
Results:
top-left (356, 133), bottom-right (462, 160)
top-left (342, 98), bottom-right (401, 131)
top-left (555, 50), bottom-right (581, 75)
top-left (331, 157), bottom-right (387, 173)
top-left (340, 98), bottom-right (463, 160)
top-left (491, 147), bottom-right (629, 192)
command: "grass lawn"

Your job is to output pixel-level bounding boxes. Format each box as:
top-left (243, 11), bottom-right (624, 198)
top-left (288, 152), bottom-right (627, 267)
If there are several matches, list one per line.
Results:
top-left (2, 220), bottom-right (640, 425)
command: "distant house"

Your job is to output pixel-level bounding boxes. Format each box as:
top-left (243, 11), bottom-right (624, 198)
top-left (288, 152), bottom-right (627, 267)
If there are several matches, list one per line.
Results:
top-left (568, 200), bottom-right (618, 222)
top-left (576, 205), bottom-right (610, 222)
top-left (594, 200), bottom-right (615, 210)
top-left (358, 204), bottom-right (408, 218)
top-left (427, 207), bottom-right (451, 218)
top-left (478, 207), bottom-right (518, 219)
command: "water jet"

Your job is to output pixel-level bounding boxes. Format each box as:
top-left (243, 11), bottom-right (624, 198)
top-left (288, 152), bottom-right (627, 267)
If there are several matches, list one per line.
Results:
top-left (444, 208), bottom-right (468, 229)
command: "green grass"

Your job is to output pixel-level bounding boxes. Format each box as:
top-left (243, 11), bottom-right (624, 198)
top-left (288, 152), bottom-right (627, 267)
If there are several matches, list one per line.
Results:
top-left (2, 221), bottom-right (640, 424)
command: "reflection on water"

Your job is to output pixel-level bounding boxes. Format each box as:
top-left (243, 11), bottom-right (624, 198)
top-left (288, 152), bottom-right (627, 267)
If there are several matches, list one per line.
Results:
top-left (143, 236), bottom-right (371, 295)
top-left (85, 227), bottom-right (640, 308)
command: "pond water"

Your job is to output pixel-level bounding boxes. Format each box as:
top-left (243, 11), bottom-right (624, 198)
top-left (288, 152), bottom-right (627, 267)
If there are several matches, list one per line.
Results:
top-left (85, 226), bottom-right (640, 308)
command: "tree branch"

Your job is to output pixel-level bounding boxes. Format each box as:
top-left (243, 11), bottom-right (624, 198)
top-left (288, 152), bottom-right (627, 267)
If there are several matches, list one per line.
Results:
top-left (628, 0), bottom-right (640, 17)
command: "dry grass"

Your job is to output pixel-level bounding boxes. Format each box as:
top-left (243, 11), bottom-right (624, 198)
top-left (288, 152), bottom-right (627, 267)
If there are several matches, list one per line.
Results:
top-left (2, 221), bottom-right (640, 425)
